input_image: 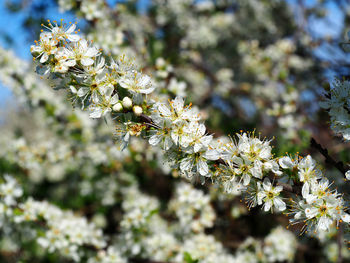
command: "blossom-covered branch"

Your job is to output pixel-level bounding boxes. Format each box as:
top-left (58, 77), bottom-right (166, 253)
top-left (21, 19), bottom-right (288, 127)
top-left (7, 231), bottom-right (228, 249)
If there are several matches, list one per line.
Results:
top-left (30, 21), bottom-right (350, 237)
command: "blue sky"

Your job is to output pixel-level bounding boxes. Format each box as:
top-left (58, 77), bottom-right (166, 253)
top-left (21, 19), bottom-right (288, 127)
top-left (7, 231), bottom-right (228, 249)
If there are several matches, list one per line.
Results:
top-left (0, 0), bottom-right (346, 107)
top-left (0, 2), bottom-right (29, 105)
top-left (0, 1), bottom-right (80, 106)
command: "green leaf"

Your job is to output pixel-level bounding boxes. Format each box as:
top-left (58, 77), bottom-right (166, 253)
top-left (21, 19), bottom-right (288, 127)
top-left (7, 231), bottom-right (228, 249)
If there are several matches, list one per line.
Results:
top-left (13, 208), bottom-right (23, 216)
top-left (184, 252), bottom-right (198, 263)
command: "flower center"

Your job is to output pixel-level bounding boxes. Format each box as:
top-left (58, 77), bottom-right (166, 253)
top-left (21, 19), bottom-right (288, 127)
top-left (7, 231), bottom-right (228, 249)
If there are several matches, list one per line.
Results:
top-left (319, 205), bottom-right (328, 216)
top-left (267, 192), bottom-right (274, 199)
top-left (241, 165), bottom-right (249, 173)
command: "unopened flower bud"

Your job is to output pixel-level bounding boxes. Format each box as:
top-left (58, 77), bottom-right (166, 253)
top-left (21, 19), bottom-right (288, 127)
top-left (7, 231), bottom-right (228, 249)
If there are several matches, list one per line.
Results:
top-left (346, 170), bottom-right (350, 181)
top-left (112, 102), bottom-right (123, 112)
top-left (133, 105), bottom-right (143, 116)
top-left (30, 46), bottom-right (40, 56)
top-left (122, 97), bottom-right (133, 109)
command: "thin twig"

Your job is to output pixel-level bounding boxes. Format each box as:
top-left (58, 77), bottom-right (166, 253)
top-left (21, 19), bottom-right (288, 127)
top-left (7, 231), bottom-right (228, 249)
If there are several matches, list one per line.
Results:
top-left (310, 138), bottom-right (347, 177)
top-left (139, 113), bottom-right (160, 129)
top-left (337, 223), bottom-right (343, 263)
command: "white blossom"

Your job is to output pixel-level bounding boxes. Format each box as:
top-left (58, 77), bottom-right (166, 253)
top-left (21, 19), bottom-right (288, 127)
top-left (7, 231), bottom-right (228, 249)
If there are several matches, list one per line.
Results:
top-left (256, 178), bottom-right (286, 212)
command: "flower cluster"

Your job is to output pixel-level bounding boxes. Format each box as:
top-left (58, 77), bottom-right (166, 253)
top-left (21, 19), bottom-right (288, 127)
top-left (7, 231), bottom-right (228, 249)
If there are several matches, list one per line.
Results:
top-left (150, 96), bottom-right (221, 178)
top-left (232, 226), bottom-right (298, 263)
top-left (218, 133), bottom-right (281, 189)
top-left (30, 20), bottom-right (155, 124)
top-left (88, 247), bottom-right (126, 263)
top-left (324, 242), bottom-right (350, 263)
top-left (263, 226), bottom-right (298, 262)
top-left (290, 177), bottom-right (350, 232)
top-left (0, 174), bottom-right (23, 206)
top-left (0, 174), bottom-right (108, 262)
top-left (175, 234), bottom-right (236, 263)
top-left (89, 180), bottom-right (298, 263)
top-left (26, 198), bottom-right (106, 261)
top-left (320, 79), bottom-right (350, 140)
top-left (114, 185), bottom-right (179, 260)
top-left (169, 182), bottom-right (215, 233)
top-left (279, 155), bottom-right (350, 232)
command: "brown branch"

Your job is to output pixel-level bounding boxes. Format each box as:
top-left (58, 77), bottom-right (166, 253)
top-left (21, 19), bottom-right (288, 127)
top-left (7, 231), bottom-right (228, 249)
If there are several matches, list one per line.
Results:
top-left (337, 223), bottom-right (343, 263)
top-left (190, 60), bottom-right (218, 85)
top-left (139, 113), bottom-right (160, 129)
top-left (276, 182), bottom-right (302, 195)
top-left (190, 60), bottom-right (219, 105)
top-left (310, 138), bottom-right (348, 177)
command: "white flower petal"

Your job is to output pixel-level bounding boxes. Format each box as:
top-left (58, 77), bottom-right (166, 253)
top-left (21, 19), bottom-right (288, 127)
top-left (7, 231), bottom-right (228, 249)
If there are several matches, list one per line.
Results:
top-left (264, 200), bottom-right (272, 211)
top-left (110, 94), bottom-right (119, 105)
top-left (341, 213), bottom-right (350, 223)
top-left (40, 53), bottom-right (49, 63)
top-left (203, 149), bottom-right (220, 161)
top-left (262, 178), bottom-right (272, 191)
top-left (242, 174), bottom-right (250, 186)
top-left (180, 157), bottom-right (193, 172)
top-left (197, 159), bottom-right (209, 176)
top-left (149, 135), bottom-right (162, 146)
top-left (158, 104), bottom-right (171, 117)
top-left (64, 59), bottom-right (76, 67)
top-left (85, 47), bottom-right (99, 57)
top-left (77, 87), bottom-right (90, 97)
top-left (68, 34), bottom-right (80, 42)
top-left (172, 97), bottom-right (184, 113)
top-left (89, 107), bottom-right (102, 118)
top-left (279, 156), bottom-right (294, 169)
top-left (66, 24), bottom-right (76, 34)
top-left (302, 182), bottom-right (309, 198)
top-left (31, 45), bottom-right (42, 53)
top-left (274, 198), bottom-right (286, 211)
top-left (81, 57), bottom-right (94, 66)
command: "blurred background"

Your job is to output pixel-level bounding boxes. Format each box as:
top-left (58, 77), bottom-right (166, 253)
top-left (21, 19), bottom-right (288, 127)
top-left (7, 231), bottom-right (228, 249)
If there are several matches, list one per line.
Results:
top-left (1, 0), bottom-right (350, 262)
